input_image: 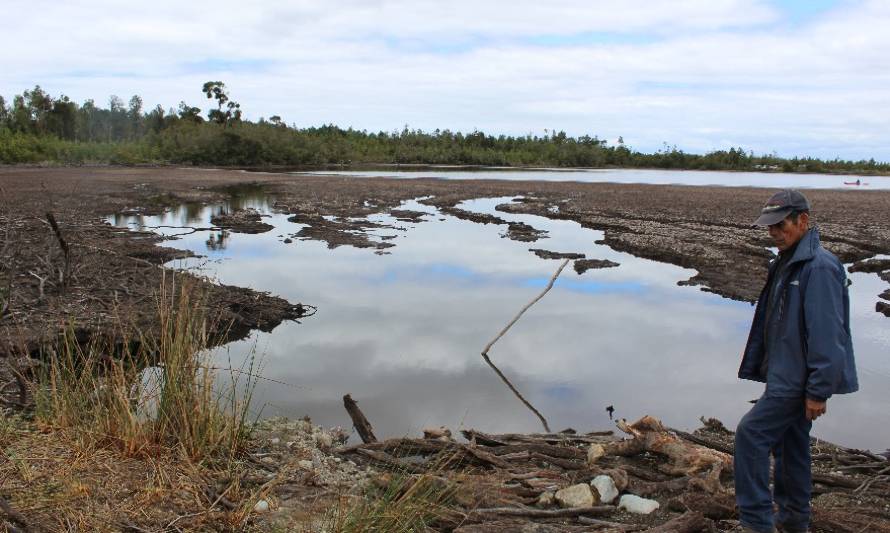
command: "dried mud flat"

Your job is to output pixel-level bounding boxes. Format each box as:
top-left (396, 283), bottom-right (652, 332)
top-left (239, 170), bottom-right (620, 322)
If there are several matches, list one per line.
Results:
top-left (2, 166), bottom-right (890, 531)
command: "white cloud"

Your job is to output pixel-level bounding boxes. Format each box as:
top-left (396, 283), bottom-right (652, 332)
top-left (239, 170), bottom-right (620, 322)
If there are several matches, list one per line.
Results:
top-left (2, 0), bottom-right (889, 159)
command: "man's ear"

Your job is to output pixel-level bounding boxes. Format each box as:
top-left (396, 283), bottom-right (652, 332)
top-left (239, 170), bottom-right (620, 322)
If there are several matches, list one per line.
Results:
top-left (799, 212), bottom-right (810, 227)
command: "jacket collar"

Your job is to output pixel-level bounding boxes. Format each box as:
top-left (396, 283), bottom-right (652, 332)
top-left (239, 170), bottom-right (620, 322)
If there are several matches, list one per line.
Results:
top-left (785, 227), bottom-right (819, 265)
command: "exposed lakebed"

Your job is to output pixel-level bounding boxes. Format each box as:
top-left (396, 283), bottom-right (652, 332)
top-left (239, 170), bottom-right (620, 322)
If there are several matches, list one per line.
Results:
top-left (110, 189), bottom-right (890, 452)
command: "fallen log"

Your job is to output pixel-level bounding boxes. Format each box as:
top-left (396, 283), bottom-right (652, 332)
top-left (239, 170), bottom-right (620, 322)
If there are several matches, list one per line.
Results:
top-left (463, 429), bottom-right (613, 446)
top-left (466, 504), bottom-right (615, 521)
top-left (489, 443), bottom-right (587, 460)
top-left (669, 427), bottom-right (734, 456)
top-left (667, 492), bottom-right (736, 520)
top-left (354, 448), bottom-right (426, 474)
top-left (529, 451), bottom-right (587, 470)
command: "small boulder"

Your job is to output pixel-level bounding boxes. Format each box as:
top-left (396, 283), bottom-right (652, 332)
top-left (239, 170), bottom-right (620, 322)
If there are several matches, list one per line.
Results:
top-left (618, 494), bottom-right (660, 514)
top-left (590, 475), bottom-right (619, 504)
top-left (587, 443), bottom-right (606, 465)
top-left (555, 483), bottom-right (596, 508)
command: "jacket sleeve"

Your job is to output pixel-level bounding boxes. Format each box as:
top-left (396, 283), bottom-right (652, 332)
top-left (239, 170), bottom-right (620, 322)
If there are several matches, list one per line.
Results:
top-left (803, 264), bottom-right (847, 400)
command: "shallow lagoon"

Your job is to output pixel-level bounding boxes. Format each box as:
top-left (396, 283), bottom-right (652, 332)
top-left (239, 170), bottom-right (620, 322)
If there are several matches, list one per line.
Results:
top-left (111, 187), bottom-right (890, 451)
top-left (295, 167), bottom-right (890, 190)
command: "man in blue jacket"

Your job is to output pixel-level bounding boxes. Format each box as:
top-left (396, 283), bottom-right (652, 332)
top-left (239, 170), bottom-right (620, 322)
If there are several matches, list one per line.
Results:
top-left (735, 189), bottom-right (858, 533)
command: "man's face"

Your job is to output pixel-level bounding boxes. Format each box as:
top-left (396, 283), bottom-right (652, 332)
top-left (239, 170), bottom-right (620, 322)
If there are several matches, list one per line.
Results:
top-left (768, 212), bottom-right (809, 251)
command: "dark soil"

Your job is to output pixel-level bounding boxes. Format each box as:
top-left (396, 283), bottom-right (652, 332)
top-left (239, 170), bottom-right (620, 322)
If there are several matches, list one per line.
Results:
top-left (530, 249), bottom-right (586, 260)
top-left (210, 208), bottom-right (274, 233)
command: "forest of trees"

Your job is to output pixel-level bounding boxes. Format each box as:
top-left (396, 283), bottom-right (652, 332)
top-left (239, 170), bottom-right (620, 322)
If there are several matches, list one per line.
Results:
top-left (1, 83), bottom-right (888, 174)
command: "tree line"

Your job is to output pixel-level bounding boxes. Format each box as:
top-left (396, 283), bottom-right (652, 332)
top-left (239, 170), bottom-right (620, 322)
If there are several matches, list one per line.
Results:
top-left (1, 83), bottom-right (888, 174)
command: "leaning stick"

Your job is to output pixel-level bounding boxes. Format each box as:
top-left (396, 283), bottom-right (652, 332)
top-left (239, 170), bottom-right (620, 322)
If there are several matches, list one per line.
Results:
top-left (343, 394), bottom-right (378, 444)
top-left (481, 258), bottom-right (570, 433)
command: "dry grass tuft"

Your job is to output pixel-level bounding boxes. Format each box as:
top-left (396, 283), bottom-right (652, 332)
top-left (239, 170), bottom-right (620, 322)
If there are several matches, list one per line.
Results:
top-left (32, 276), bottom-right (257, 463)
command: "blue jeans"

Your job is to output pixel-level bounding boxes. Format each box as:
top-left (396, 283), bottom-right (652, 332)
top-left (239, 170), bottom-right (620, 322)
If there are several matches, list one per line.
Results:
top-left (735, 393), bottom-right (812, 533)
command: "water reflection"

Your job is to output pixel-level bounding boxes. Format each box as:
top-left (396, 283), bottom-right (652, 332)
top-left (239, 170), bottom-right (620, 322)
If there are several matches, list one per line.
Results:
top-left (294, 168), bottom-right (890, 190)
top-left (110, 196), bottom-right (890, 450)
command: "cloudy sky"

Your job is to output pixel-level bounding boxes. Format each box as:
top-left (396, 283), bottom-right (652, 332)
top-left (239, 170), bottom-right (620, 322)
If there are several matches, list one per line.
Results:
top-left (2, 0), bottom-right (889, 160)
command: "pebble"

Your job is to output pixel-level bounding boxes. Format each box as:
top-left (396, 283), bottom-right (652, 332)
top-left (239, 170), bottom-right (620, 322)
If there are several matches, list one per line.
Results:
top-left (253, 499), bottom-right (270, 513)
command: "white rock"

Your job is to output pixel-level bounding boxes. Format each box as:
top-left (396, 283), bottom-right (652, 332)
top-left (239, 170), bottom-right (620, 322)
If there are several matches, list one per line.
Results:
top-left (536, 490), bottom-right (555, 508)
top-left (618, 494), bottom-right (660, 514)
top-left (590, 475), bottom-right (619, 504)
top-left (253, 499), bottom-right (271, 513)
top-left (555, 483), bottom-right (595, 508)
top-left (587, 443), bottom-right (606, 465)
top-left (270, 437), bottom-right (280, 445)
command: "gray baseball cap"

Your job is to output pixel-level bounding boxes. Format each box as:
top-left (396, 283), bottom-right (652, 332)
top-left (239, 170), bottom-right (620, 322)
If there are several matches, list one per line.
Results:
top-left (753, 189), bottom-right (811, 226)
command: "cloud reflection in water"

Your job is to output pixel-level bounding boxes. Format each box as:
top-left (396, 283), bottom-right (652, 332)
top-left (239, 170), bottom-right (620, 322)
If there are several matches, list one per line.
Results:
top-left (112, 195), bottom-right (890, 450)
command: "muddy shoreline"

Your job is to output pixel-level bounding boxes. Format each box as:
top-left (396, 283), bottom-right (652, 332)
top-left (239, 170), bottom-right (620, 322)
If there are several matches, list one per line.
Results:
top-left (2, 165), bottom-right (889, 360)
top-left (2, 166), bottom-right (890, 531)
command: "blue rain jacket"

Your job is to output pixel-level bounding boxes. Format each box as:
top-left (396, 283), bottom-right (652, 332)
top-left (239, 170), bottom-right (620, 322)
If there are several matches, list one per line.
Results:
top-left (739, 228), bottom-right (858, 401)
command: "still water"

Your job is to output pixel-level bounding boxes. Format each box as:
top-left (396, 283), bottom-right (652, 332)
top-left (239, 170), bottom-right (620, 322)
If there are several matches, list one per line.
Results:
top-left (295, 168), bottom-right (890, 190)
top-left (111, 191), bottom-right (890, 451)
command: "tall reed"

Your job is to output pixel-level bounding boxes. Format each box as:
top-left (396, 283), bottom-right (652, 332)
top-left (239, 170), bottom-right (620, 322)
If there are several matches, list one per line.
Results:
top-left (34, 278), bottom-right (257, 462)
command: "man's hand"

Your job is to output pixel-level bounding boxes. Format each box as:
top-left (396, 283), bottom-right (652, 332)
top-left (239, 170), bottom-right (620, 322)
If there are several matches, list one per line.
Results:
top-left (806, 398), bottom-right (827, 421)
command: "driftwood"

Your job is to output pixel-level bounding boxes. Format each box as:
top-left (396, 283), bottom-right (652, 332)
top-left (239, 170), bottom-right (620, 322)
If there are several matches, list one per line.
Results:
top-left (578, 516), bottom-right (646, 530)
top-left (668, 492), bottom-right (736, 520)
top-left (355, 448), bottom-right (426, 474)
top-left (342, 393), bottom-right (377, 444)
top-left (463, 428), bottom-right (613, 446)
top-left (466, 505), bottom-right (614, 521)
top-left (455, 520), bottom-right (588, 533)
top-left (334, 410), bottom-right (890, 532)
top-left (642, 510), bottom-right (713, 532)
top-left (479, 258), bottom-right (571, 433)
top-left (336, 436), bottom-right (513, 471)
top-left (607, 416), bottom-right (731, 486)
